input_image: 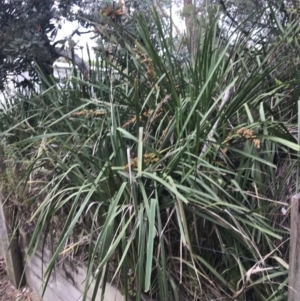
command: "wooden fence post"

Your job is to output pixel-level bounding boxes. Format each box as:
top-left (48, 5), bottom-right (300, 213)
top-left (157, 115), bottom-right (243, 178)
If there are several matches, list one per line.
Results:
top-left (0, 144), bottom-right (25, 288)
top-left (288, 194), bottom-right (300, 301)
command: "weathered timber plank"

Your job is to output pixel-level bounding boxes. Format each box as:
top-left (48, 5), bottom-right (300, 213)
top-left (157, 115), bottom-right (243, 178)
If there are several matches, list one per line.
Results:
top-left (288, 194), bottom-right (300, 300)
top-left (0, 144), bottom-right (25, 288)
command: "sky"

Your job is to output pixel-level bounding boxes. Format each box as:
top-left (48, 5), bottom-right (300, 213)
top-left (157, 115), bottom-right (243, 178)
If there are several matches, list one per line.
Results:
top-left (53, 19), bottom-right (97, 61)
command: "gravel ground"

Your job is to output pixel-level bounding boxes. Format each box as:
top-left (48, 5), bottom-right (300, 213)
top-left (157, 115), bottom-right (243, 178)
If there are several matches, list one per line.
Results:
top-left (0, 257), bottom-right (42, 301)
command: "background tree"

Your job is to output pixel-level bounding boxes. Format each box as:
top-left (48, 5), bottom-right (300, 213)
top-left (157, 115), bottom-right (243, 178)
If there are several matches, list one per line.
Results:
top-left (1, 0), bottom-right (299, 91)
top-left (0, 0), bottom-right (87, 90)
top-left (182, 0), bottom-right (299, 62)
top-left (0, 0), bottom-right (166, 92)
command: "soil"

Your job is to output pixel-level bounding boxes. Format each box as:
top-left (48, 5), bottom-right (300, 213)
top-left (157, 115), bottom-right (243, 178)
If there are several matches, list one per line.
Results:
top-left (0, 257), bottom-right (42, 301)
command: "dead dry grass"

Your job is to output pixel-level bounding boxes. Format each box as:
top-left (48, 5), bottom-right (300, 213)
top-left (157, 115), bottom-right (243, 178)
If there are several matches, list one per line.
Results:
top-left (0, 257), bottom-right (42, 301)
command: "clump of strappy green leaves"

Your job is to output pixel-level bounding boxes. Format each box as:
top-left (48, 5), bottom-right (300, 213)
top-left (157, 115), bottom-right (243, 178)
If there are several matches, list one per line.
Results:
top-left (1, 4), bottom-right (300, 301)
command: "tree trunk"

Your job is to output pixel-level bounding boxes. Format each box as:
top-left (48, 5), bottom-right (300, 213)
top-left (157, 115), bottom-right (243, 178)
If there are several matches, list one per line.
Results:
top-left (183, 0), bottom-right (197, 63)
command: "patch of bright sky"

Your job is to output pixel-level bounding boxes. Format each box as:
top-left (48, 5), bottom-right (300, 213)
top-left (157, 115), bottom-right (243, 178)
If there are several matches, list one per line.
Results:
top-left (51, 3), bottom-right (96, 60)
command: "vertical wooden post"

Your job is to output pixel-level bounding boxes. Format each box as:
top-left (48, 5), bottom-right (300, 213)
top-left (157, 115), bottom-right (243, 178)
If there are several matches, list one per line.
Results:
top-left (288, 194), bottom-right (300, 300)
top-left (0, 144), bottom-right (25, 288)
